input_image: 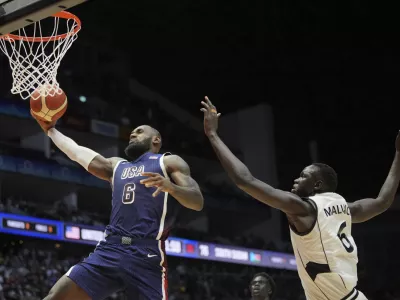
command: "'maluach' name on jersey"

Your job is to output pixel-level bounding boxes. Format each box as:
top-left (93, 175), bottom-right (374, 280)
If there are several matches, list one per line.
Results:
top-left (324, 204), bottom-right (350, 217)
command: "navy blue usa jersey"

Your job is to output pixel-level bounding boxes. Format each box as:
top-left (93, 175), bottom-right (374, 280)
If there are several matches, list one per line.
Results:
top-left (105, 152), bottom-right (179, 240)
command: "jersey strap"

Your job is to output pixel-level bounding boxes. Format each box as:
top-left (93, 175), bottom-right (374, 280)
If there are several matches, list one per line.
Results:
top-left (341, 288), bottom-right (359, 300)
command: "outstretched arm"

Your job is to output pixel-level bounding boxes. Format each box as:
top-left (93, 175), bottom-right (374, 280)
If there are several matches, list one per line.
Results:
top-left (349, 131), bottom-right (400, 223)
top-left (141, 155), bottom-right (204, 211)
top-left (31, 114), bottom-right (122, 181)
top-left (200, 97), bottom-right (310, 216)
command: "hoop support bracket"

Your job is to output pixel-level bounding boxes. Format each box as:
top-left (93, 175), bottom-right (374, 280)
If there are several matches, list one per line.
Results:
top-left (0, 0), bottom-right (87, 35)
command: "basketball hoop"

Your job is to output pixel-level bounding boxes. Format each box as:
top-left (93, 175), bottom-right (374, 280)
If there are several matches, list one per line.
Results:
top-left (0, 11), bottom-right (81, 99)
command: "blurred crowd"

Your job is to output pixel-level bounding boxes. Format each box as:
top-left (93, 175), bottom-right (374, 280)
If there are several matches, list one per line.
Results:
top-left (0, 196), bottom-right (108, 227)
top-left (0, 196), bottom-right (286, 253)
top-left (2, 237), bottom-right (399, 300)
top-left (0, 238), bottom-right (302, 300)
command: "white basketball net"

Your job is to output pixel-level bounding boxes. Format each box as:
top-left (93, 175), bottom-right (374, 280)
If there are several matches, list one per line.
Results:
top-left (0, 14), bottom-right (80, 100)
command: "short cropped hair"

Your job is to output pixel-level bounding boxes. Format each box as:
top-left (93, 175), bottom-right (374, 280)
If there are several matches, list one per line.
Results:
top-left (252, 272), bottom-right (276, 299)
top-left (312, 163), bottom-right (338, 193)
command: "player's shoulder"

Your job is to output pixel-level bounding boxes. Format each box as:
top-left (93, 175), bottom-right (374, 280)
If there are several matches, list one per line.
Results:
top-left (108, 157), bottom-right (127, 168)
top-left (163, 154), bottom-right (190, 172)
top-left (163, 153), bottom-right (187, 162)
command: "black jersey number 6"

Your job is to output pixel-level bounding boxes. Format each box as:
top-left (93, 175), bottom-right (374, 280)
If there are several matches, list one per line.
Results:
top-left (337, 221), bottom-right (354, 253)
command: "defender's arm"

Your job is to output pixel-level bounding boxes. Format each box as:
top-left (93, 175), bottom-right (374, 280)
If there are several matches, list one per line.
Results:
top-left (349, 132), bottom-right (400, 223)
top-left (201, 98), bottom-right (309, 216)
top-left (207, 133), bottom-right (309, 215)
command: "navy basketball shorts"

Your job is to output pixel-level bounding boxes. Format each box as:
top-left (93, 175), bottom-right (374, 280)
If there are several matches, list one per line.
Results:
top-left (66, 237), bottom-right (168, 300)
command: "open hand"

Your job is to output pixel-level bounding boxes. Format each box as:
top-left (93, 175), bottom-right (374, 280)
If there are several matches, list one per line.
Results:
top-left (200, 96), bottom-right (221, 136)
top-left (140, 172), bottom-right (174, 197)
top-left (30, 110), bottom-right (57, 134)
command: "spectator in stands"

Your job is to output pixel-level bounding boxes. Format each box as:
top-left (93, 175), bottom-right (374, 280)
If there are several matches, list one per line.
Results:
top-left (250, 272), bottom-right (276, 300)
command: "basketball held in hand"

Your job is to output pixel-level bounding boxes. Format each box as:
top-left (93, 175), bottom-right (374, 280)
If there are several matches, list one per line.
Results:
top-left (30, 86), bottom-right (68, 122)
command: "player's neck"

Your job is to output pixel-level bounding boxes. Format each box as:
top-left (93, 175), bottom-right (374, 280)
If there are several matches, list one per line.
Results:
top-left (252, 296), bottom-right (269, 300)
top-left (126, 150), bottom-right (152, 161)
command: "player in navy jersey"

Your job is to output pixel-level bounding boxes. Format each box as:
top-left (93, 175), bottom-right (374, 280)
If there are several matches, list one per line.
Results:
top-left (31, 115), bottom-right (204, 300)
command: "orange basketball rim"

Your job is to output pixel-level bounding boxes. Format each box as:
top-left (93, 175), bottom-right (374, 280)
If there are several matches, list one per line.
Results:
top-left (0, 11), bottom-right (82, 100)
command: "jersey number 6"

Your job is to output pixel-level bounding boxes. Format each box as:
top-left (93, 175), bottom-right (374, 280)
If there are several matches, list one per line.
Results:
top-left (337, 221), bottom-right (354, 253)
top-left (122, 183), bottom-right (136, 204)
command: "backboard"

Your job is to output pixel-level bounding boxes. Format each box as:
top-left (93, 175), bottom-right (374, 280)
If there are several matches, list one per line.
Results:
top-left (0, 0), bottom-right (87, 35)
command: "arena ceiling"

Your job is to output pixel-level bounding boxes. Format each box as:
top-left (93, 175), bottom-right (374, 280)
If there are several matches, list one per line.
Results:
top-left (1, 0), bottom-right (397, 200)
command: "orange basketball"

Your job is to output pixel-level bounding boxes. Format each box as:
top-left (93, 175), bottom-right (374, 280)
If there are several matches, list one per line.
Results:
top-left (30, 86), bottom-right (68, 122)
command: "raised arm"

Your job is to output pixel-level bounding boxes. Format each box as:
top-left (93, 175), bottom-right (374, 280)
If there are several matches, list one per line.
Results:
top-left (200, 97), bottom-right (310, 216)
top-left (140, 155), bottom-right (204, 211)
top-left (349, 131), bottom-right (400, 223)
top-left (31, 113), bottom-right (123, 182)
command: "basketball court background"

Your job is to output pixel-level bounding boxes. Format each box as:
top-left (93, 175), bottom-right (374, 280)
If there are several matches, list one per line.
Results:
top-left (0, 0), bottom-right (399, 299)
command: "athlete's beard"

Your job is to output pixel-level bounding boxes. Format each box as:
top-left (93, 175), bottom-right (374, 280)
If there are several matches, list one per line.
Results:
top-left (124, 138), bottom-right (152, 160)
